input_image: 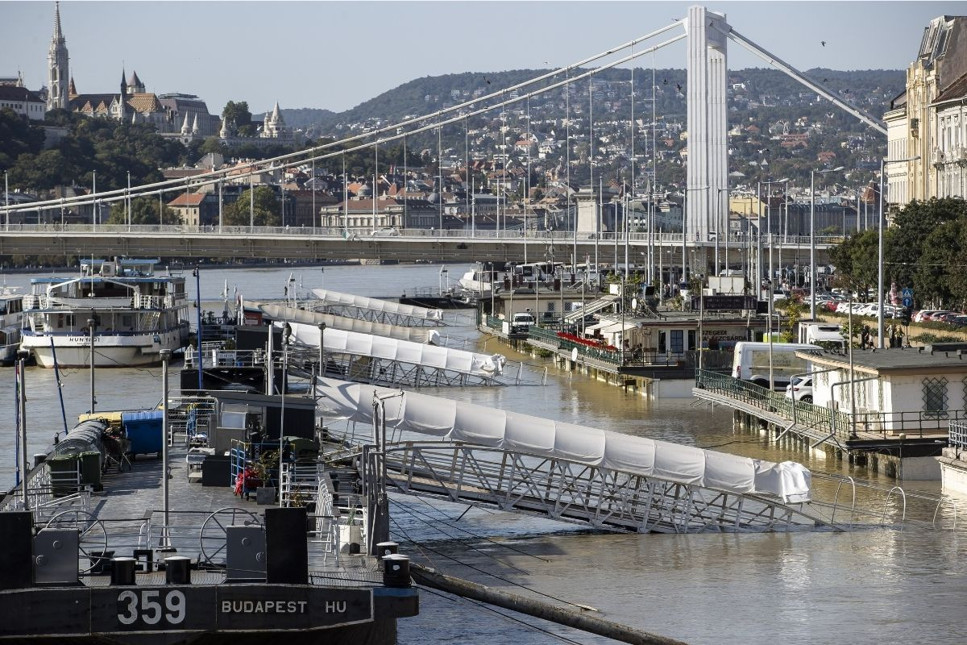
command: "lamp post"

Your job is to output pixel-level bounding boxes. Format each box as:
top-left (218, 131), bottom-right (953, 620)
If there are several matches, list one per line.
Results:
top-left (684, 186), bottom-right (709, 287)
top-left (318, 322), bottom-right (326, 380)
top-left (810, 166), bottom-right (844, 319)
top-left (193, 267), bottom-right (203, 391)
top-left (126, 171), bottom-right (131, 231)
top-left (160, 348), bottom-right (171, 547)
top-left (716, 186), bottom-right (729, 276)
top-left (4, 170), bottom-right (9, 230)
top-left (17, 350), bottom-right (29, 509)
top-left (88, 311), bottom-right (97, 413)
top-left (761, 178), bottom-right (788, 287)
top-left (878, 155), bottom-right (920, 348)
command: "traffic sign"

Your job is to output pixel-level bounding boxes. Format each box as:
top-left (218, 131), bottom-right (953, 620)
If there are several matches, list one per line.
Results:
top-left (901, 287), bottom-right (913, 298)
top-left (902, 297), bottom-right (913, 308)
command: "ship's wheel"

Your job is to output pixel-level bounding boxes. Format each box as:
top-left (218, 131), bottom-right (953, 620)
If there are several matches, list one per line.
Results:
top-left (46, 509), bottom-right (108, 574)
top-left (199, 507), bottom-right (262, 566)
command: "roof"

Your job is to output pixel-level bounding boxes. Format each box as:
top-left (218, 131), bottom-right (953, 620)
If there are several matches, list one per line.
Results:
top-left (127, 93), bottom-right (163, 113)
top-left (168, 193), bottom-right (205, 207)
top-left (933, 72), bottom-right (967, 105)
top-left (797, 345), bottom-right (967, 376)
top-left (0, 86), bottom-right (43, 102)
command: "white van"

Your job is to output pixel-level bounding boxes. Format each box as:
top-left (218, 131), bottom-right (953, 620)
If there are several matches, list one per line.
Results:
top-left (797, 322), bottom-right (845, 349)
top-left (731, 341), bottom-right (820, 390)
top-left (511, 312), bottom-right (535, 331)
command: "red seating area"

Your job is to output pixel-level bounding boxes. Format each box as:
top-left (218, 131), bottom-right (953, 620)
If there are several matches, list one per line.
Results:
top-left (557, 331), bottom-right (618, 352)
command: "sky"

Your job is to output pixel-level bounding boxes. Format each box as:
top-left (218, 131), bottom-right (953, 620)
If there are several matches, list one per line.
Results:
top-left (1, 1), bottom-right (962, 115)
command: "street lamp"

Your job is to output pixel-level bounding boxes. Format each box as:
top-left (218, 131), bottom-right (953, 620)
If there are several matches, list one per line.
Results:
top-left (761, 178), bottom-right (788, 286)
top-left (88, 311), bottom-right (97, 413)
top-left (878, 155), bottom-right (920, 348)
top-left (716, 186), bottom-right (729, 276)
top-left (192, 267), bottom-right (204, 391)
top-left (809, 166), bottom-right (844, 319)
top-left (160, 348), bottom-right (172, 547)
top-left (683, 186), bottom-right (709, 287)
top-left (17, 349), bottom-right (29, 510)
top-left (318, 322), bottom-right (326, 379)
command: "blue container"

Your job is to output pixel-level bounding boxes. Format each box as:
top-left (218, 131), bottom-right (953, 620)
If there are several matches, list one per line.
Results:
top-left (122, 410), bottom-right (164, 455)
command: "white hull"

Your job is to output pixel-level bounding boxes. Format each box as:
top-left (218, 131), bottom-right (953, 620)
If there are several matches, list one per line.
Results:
top-left (458, 278), bottom-right (493, 296)
top-left (21, 328), bottom-right (187, 368)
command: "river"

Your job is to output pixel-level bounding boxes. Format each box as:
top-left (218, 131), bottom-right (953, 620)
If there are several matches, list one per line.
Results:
top-left (1, 263), bottom-right (965, 644)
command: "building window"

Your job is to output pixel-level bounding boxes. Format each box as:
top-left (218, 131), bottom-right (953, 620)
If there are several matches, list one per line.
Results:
top-left (670, 330), bottom-right (683, 354)
top-left (922, 377), bottom-right (949, 419)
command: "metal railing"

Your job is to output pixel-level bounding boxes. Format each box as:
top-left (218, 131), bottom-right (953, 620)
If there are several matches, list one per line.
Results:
top-left (696, 369), bottom-right (959, 440)
top-left (950, 420), bottom-right (967, 449)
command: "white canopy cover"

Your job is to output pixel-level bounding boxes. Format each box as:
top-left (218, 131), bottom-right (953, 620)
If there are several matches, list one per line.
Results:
top-left (258, 303), bottom-right (439, 344)
top-left (315, 379), bottom-right (812, 503)
top-left (282, 323), bottom-right (505, 377)
top-left (312, 288), bottom-right (444, 321)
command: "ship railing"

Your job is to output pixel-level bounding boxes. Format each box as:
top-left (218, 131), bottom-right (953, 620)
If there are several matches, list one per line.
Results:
top-left (280, 461), bottom-right (322, 508)
top-left (314, 473), bottom-right (342, 565)
top-left (949, 420), bottom-right (967, 450)
top-left (134, 294), bottom-right (163, 309)
top-left (184, 346), bottom-right (265, 370)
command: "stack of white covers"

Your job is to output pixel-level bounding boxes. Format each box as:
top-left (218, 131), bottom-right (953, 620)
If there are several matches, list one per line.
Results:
top-left (283, 322), bottom-right (504, 377)
top-left (312, 288), bottom-right (444, 322)
top-left (258, 303), bottom-right (439, 344)
top-left (315, 378), bottom-right (812, 503)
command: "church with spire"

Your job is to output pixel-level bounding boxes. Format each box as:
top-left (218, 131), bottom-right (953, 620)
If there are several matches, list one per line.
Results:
top-left (42, 2), bottom-right (220, 139)
top-left (20, 3), bottom-right (302, 147)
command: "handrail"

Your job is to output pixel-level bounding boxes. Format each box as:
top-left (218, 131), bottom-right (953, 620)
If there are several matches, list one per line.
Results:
top-left (696, 369), bottom-right (959, 440)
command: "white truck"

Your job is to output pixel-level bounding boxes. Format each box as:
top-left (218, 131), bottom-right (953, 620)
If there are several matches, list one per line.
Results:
top-left (731, 341), bottom-right (820, 390)
top-left (798, 322), bottom-right (845, 350)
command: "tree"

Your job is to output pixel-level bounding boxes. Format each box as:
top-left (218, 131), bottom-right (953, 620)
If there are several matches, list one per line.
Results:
top-left (222, 186), bottom-right (280, 227)
top-left (829, 228), bottom-right (878, 297)
top-left (0, 108), bottom-right (46, 170)
top-left (888, 198), bottom-right (967, 290)
top-left (222, 101), bottom-right (254, 137)
top-left (107, 196), bottom-right (173, 225)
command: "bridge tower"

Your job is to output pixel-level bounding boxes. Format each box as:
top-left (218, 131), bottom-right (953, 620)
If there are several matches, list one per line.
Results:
top-left (686, 6), bottom-right (729, 247)
top-left (575, 188), bottom-right (599, 237)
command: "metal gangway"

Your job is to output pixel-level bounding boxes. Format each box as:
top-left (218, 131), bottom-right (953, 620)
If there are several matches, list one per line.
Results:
top-left (311, 288), bottom-right (445, 327)
top-left (564, 294), bottom-right (618, 323)
top-left (285, 321), bottom-right (507, 387)
top-left (256, 302), bottom-right (440, 344)
top-left (315, 379), bottom-right (856, 533)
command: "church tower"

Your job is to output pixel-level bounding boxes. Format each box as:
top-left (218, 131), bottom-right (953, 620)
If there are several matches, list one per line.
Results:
top-left (47, 2), bottom-right (70, 111)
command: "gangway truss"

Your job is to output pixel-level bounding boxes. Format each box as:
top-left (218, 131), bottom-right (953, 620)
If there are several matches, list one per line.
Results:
top-left (311, 288), bottom-right (445, 327)
top-left (258, 302), bottom-right (440, 345)
top-left (315, 379), bottom-right (841, 533)
top-left (284, 322), bottom-right (506, 387)
top-left (563, 294), bottom-right (619, 323)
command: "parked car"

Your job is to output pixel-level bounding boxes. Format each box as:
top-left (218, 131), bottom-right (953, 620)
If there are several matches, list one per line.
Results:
top-left (784, 376), bottom-right (813, 403)
top-left (912, 310), bottom-right (940, 323)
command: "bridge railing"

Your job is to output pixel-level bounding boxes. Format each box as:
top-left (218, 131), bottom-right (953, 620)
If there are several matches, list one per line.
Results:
top-left (0, 223), bottom-right (847, 247)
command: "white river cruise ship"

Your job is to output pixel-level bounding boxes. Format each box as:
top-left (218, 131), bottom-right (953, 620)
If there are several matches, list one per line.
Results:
top-left (20, 258), bottom-right (190, 367)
